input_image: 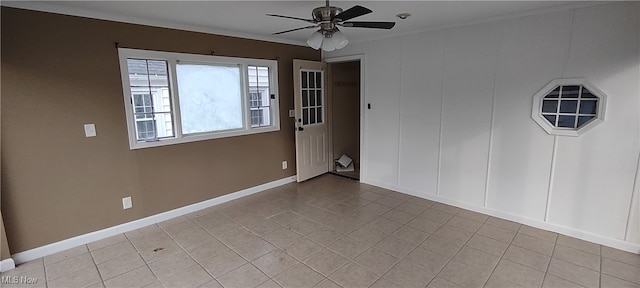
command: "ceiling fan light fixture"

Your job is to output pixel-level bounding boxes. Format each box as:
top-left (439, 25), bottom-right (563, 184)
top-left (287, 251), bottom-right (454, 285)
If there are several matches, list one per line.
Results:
top-left (321, 35), bottom-right (337, 51)
top-left (332, 30), bottom-right (349, 49)
top-left (307, 30), bottom-right (324, 50)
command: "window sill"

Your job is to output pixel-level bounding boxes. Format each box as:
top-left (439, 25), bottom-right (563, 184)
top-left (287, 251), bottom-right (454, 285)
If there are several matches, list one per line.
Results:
top-left (129, 125), bottom-right (280, 150)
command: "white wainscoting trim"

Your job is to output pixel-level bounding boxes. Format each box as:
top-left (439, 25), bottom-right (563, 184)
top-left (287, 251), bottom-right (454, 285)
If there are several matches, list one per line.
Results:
top-left (11, 176), bottom-right (296, 265)
top-left (361, 178), bottom-right (640, 254)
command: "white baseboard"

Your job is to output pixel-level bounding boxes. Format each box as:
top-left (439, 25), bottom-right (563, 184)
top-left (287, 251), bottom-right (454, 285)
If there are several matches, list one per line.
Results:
top-left (0, 258), bottom-right (15, 272)
top-left (11, 176), bottom-right (296, 265)
top-left (361, 178), bottom-right (640, 254)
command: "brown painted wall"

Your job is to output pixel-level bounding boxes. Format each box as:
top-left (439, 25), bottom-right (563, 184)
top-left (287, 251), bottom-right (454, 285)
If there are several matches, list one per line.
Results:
top-left (329, 61), bottom-right (360, 164)
top-left (1, 213), bottom-right (9, 260)
top-left (1, 7), bottom-right (319, 253)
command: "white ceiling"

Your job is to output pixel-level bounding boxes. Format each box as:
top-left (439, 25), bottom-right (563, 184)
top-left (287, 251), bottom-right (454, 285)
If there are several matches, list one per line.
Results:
top-left (4, 1), bottom-right (596, 46)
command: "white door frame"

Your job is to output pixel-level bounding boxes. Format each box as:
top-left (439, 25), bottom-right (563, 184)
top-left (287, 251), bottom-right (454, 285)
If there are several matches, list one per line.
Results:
top-left (323, 54), bottom-right (365, 181)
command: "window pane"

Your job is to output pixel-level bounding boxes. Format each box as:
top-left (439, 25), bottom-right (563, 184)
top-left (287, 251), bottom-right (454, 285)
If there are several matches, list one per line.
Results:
top-left (579, 100), bottom-right (598, 114)
top-left (177, 64), bottom-right (242, 134)
top-left (248, 65), bottom-right (271, 129)
top-left (558, 115), bottom-right (575, 128)
top-left (127, 59), bottom-right (150, 87)
top-left (543, 114), bottom-right (556, 126)
top-left (136, 120), bottom-right (156, 140)
top-left (545, 87), bottom-right (560, 98)
top-left (542, 100), bottom-right (558, 113)
top-left (577, 115), bottom-right (594, 127)
top-left (302, 72), bottom-right (308, 88)
top-left (317, 107), bottom-right (322, 123)
top-left (153, 112), bottom-right (174, 138)
top-left (262, 107), bottom-right (271, 126)
top-left (561, 85), bottom-right (580, 98)
top-left (147, 60), bottom-right (169, 87)
top-left (581, 87), bottom-right (597, 98)
top-left (559, 100), bottom-right (578, 113)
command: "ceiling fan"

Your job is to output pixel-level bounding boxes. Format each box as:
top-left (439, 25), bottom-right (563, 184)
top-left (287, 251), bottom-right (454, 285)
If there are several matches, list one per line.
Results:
top-left (267, 1), bottom-right (396, 51)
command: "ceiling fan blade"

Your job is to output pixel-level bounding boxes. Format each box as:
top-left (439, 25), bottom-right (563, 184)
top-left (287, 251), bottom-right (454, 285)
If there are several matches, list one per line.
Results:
top-left (341, 21), bottom-right (396, 29)
top-left (332, 5), bottom-right (372, 21)
top-left (266, 14), bottom-right (316, 24)
top-left (272, 25), bottom-right (318, 35)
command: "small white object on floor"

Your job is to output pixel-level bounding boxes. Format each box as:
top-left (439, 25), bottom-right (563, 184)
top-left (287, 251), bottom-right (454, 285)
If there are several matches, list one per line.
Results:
top-left (336, 154), bottom-right (353, 168)
top-left (336, 162), bottom-right (355, 172)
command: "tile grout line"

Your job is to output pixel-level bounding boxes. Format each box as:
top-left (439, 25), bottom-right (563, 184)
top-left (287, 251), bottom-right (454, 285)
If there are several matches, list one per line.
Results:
top-left (86, 244), bottom-right (106, 288)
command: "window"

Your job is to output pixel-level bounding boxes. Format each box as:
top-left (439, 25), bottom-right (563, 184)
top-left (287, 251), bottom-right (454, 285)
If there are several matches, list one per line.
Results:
top-left (532, 79), bottom-right (606, 137)
top-left (118, 48), bottom-right (279, 149)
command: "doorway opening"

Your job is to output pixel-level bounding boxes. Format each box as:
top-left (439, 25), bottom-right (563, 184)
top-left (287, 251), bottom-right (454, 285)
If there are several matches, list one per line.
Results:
top-left (327, 60), bottom-right (361, 180)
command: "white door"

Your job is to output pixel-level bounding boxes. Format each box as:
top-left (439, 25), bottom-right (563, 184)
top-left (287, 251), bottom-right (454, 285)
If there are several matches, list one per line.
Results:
top-left (294, 59), bottom-right (328, 182)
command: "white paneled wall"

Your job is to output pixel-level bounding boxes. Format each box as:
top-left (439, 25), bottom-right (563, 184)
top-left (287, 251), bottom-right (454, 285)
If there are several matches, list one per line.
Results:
top-left (550, 3), bottom-right (640, 240)
top-left (326, 2), bottom-right (640, 252)
top-left (439, 22), bottom-right (499, 206)
top-left (488, 11), bottom-right (572, 221)
top-left (362, 38), bottom-right (403, 186)
top-left (397, 31), bottom-right (445, 196)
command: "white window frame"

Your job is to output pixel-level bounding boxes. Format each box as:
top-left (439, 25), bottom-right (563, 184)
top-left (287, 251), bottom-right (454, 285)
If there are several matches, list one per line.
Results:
top-left (118, 48), bottom-right (280, 149)
top-left (531, 78), bottom-right (606, 137)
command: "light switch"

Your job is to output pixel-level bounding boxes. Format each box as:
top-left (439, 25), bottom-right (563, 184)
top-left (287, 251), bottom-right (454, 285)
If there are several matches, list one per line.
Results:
top-left (289, 110), bottom-right (295, 117)
top-left (84, 124), bottom-right (96, 137)
top-left (122, 197), bottom-right (132, 209)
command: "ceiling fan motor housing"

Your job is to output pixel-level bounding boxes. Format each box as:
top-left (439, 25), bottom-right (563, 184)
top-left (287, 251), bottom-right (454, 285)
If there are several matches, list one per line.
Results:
top-left (313, 6), bottom-right (342, 35)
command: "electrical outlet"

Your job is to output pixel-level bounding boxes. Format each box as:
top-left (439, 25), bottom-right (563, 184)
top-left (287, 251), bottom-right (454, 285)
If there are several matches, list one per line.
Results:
top-left (122, 197), bottom-right (132, 210)
top-left (282, 161), bottom-right (287, 170)
top-left (84, 124), bottom-right (96, 137)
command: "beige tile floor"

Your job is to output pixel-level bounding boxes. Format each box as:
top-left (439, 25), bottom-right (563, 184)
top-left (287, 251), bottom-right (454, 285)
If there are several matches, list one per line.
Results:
top-left (2, 174), bottom-right (639, 288)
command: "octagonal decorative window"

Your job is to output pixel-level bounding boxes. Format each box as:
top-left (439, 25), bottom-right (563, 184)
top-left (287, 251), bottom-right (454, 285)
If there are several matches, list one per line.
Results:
top-left (532, 79), bottom-right (606, 137)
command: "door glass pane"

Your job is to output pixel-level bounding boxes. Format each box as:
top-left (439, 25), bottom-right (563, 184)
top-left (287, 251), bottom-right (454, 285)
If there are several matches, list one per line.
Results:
top-left (302, 72), bottom-right (308, 88)
top-left (309, 90), bottom-right (316, 106)
top-left (310, 108), bottom-right (316, 124)
top-left (316, 72), bottom-right (322, 88)
top-left (302, 90), bottom-right (308, 108)
top-left (317, 107), bottom-right (323, 123)
top-left (309, 72), bottom-right (316, 88)
top-left (303, 108), bottom-right (309, 125)
top-left (177, 63), bottom-right (242, 134)
top-left (316, 90), bottom-right (322, 106)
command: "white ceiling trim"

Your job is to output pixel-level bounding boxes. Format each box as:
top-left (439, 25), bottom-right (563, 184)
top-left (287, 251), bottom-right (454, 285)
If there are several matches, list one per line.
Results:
top-left (1, 1), bottom-right (309, 47)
